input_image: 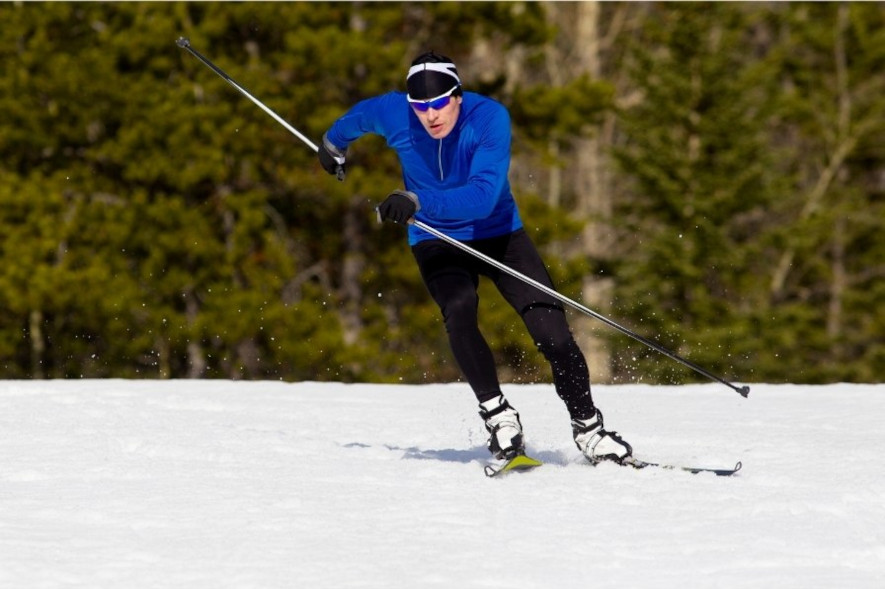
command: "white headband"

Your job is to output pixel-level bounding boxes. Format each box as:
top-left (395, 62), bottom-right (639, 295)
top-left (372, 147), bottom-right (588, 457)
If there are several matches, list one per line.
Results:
top-left (407, 62), bottom-right (461, 84)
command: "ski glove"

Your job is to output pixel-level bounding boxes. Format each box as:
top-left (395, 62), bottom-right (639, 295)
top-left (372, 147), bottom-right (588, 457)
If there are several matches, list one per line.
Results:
top-left (318, 132), bottom-right (346, 181)
top-left (377, 190), bottom-right (420, 225)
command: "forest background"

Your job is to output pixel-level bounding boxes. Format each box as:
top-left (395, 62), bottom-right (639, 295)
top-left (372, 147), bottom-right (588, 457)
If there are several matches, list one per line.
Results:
top-left (1, 2), bottom-right (883, 385)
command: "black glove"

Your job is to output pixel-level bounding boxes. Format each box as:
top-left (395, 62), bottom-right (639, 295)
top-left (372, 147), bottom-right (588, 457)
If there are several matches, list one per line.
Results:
top-left (377, 190), bottom-right (420, 225)
top-left (318, 132), bottom-right (346, 181)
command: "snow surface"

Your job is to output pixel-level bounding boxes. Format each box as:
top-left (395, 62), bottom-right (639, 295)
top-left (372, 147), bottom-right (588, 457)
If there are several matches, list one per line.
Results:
top-left (1, 380), bottom-right (883, 588)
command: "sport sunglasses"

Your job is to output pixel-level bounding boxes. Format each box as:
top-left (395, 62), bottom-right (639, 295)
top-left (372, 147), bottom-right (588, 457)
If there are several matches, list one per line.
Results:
top-left (408, 85), bottom-right (460, 112)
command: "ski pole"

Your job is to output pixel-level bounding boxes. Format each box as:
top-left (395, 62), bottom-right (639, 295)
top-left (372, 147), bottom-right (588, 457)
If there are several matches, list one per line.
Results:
top-left (175, 37), bottom-right (344, 180)
top-left (412, 220), bottom-right (750, 398)
top-left (175, 37), bottom-right (749, 398)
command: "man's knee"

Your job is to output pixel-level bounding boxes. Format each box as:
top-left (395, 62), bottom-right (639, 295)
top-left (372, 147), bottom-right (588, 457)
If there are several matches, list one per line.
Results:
top-left (441, 289), bottom-right (480, 330)
top-left (523, 306), bottom-right (580, 358)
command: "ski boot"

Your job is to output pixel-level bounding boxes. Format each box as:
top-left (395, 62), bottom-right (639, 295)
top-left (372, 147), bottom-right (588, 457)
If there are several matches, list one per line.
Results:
top-left (572, 409), bottom-right (632, 464)
top-left (478, 394), bottom-right (524, 460)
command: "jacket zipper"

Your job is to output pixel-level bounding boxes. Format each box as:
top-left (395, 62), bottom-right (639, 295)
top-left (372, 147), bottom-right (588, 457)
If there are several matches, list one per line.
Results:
top-left (437, 139), bottom-right (444, 180)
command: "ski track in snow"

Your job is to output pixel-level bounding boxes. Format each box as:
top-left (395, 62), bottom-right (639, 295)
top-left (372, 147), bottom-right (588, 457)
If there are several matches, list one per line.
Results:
top-left (1, 380), bottom-right (883, 588)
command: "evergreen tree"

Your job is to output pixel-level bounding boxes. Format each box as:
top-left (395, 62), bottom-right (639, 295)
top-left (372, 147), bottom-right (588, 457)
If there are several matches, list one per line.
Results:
top-left (2, 2), bottom-right (881, 384)
top-left (764, 2), bottom-right (885, 382)
top-left (611, 3), bottom-right (786, 383)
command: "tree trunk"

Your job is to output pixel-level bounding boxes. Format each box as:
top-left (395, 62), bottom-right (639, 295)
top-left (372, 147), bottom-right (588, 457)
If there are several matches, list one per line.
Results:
top-left (340, 196), bottom-right (365, 346)
top-left (156, 336), bottom-right (170, 379)
top-left (828, 216), bottom-right (845, 341)
top-left (571, 2), bottom-right (614, 383)
top-left (29, 309), bottom-right (45, 379)
top-left (185, 292), bottom-right (206, 378)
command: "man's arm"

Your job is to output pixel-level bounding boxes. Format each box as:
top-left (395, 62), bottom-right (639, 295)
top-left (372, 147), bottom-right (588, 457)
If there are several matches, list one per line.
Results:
top-left (324, 94), bottom-right (395, 149)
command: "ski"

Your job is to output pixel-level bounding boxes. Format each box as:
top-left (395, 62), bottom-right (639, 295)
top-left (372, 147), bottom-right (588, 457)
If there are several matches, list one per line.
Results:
top-left (484, 453), bottom-right (543, 478)
top-left (622, 456), bottom-right (742, 476)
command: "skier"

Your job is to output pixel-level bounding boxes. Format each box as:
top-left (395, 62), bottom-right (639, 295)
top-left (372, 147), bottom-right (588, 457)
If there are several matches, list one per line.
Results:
top-left (318, 51), bottom-right (632, 466)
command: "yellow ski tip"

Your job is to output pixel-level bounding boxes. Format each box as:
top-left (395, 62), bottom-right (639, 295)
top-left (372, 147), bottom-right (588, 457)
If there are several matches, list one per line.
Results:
top-left (485, 454), bottom-right (543, 477)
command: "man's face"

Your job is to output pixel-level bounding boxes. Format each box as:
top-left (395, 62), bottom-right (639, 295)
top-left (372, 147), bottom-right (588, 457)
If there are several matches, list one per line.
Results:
top-left (411, 94), bottom-right (462, 140)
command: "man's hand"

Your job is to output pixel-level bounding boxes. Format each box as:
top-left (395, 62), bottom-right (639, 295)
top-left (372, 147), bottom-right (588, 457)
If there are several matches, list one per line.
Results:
top-left (318, 132), bottom-right (346, 180)
top-left (377, 190), bottom-right (420, 225)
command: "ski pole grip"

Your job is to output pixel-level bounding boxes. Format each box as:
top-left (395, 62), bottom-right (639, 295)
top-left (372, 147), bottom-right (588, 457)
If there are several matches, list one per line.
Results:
top-left (336, 165), bottom-right (345, 182)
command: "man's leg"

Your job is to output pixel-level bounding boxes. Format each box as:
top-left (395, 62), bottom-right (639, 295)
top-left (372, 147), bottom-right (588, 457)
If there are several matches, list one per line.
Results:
top-left (484, 229), bottom-right (632, 463)
top-left (412, 240), bottom-right (500, 403)
top-left (483, 230), bottom-right (596, 420)
top-left (412, 239), bottom-right (524, 458)
top-left (521, 305), bottom-right (596, 420)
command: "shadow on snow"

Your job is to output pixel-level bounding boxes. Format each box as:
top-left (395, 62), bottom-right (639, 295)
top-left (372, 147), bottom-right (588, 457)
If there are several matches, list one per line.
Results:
top-left (342, 442), bottom-right (573, 466)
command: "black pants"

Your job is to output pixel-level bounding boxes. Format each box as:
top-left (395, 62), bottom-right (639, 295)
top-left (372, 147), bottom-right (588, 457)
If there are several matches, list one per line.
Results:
top-left (412, 229), bottom-right (595, 420)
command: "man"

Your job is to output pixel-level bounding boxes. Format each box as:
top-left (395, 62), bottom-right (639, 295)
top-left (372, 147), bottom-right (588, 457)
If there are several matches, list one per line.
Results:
top-left (318, 51), bottom-right (632, 465)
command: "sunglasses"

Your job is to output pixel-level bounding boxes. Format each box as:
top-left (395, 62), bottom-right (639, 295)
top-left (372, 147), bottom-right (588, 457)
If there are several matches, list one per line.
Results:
top-left (408, 85), bottom-right (460, 112)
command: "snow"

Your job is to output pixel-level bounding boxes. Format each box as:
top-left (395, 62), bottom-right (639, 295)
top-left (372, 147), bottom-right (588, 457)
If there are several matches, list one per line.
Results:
top-left (1, 379), bottom-right (883, 588)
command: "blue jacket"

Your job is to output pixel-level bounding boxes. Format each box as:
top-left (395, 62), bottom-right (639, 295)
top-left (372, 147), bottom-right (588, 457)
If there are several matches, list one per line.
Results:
top-left (326, 91), bottom-right (523, 245)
